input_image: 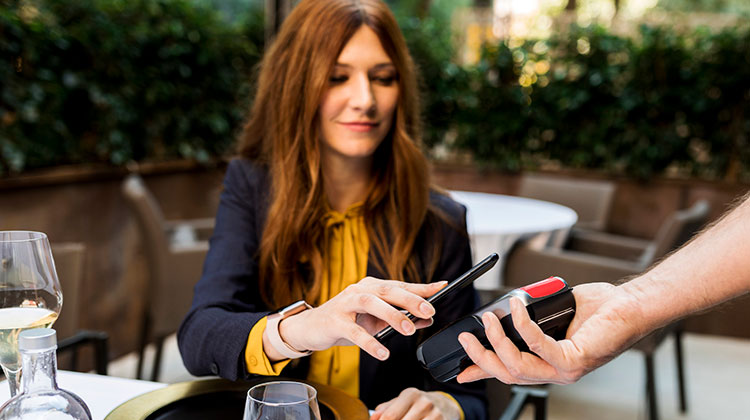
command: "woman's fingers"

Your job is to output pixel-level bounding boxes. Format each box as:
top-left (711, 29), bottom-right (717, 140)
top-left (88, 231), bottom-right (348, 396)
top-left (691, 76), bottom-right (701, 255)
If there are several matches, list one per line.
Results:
top-left (360, 277), bottom-right (446, 297)
top-left (357, 278), bottom-right (444, 319)
top-left (285, 278), bottom-right (449, 356)
top-left (341, 320), bottom-right (391, 361)
top-left (372, 388), bottom-right (415, 420)
top-left (371, 400), bottom-right (392, 420)
top-left (373, 389), bottom-right (456, 420)
top-left (350, 293), bottom-right (420, 336)
top-left (414, 317), bottom-right (433, 329)
top-left (400, 392), bottom-right (434, 420)
top-left (303, 278), bottom-right (447, 356)
top-left (344, 278), bottom-right (444, 337)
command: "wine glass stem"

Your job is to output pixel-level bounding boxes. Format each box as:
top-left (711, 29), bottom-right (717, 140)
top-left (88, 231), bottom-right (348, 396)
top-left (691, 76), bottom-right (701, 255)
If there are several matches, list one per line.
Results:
top-left (2, 366), bottom-right (21, 397)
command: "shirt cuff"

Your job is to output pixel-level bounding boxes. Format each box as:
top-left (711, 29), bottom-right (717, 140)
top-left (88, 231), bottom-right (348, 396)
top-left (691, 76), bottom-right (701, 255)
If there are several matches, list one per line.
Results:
top-left (435, 391), bottom-right (465, 420)
top-left (245, 316), bottom-right (292, 375)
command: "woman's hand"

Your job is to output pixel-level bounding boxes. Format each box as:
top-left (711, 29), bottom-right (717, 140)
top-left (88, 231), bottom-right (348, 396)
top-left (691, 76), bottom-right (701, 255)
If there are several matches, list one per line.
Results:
top-left (276, 277), bottom-right (446, 361)
top-left (370, 388), bottom-right (461, 420)
top-left (455, 282), bottom-right (645, 385)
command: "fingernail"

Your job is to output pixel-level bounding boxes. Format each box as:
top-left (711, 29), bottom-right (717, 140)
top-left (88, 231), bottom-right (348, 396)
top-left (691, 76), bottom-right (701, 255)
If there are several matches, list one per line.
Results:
top-left (402, 320), bottom-right (415, 334)
top-left (377, 348), bottom-right (389, 360)
top-left (420, 302), bottom-right (435, 316)
top-left (457, 334), bottom-right (466, 345)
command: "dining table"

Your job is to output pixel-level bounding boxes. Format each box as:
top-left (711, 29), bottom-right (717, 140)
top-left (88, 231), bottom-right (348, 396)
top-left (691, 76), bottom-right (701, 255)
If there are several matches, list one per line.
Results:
top-left (1, 371), bottom-right (373, 419)
top-left (449, 190), bottom-right (578, 291)
top-left (0, 370), bottom-right (166, 419)
top-left (0, 370), bottom-right (167, 420)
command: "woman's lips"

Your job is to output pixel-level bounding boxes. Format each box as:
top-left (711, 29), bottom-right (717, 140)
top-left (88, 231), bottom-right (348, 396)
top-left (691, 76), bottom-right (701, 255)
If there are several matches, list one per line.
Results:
top-left (339, 122), bottom-right (379, 132)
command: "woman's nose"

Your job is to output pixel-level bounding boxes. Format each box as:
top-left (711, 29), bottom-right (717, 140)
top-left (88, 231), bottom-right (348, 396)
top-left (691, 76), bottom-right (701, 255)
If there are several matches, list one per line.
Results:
top-left (349, 75), bottom-right (376, 113)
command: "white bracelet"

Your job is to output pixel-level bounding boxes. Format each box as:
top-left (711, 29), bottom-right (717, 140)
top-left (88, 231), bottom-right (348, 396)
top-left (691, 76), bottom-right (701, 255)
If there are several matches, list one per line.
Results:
top-left (266, 300), bottom-right (313, 359)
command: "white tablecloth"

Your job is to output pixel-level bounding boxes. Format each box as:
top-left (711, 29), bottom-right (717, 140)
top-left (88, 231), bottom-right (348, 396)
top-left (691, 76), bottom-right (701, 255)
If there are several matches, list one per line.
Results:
top-left (0, 371), bottom-right (166, 420)
top-left (449, 191), bottom-right (578, 290)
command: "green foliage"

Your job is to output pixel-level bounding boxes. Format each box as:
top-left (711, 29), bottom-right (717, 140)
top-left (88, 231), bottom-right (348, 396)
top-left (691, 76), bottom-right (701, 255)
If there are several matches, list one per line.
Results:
top-left (533, 26), bottom-right (634, 172)
top-left (393, 0), bottom-right (471, 148)
top-left (451, 42), bottom-right (536, 171)
top-left (656, 0), bottom-right (750, 15)
top-left (440, 23), bottom-right (750, 180)
top-left (0, 0), bottom-right (262, 174)
top-left (2, 0), bottom-right (749, 182)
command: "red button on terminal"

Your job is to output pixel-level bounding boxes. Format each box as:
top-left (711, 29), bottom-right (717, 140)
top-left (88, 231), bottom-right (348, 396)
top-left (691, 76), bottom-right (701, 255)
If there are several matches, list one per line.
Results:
top-left (521, 277), bottom-right (565, 298)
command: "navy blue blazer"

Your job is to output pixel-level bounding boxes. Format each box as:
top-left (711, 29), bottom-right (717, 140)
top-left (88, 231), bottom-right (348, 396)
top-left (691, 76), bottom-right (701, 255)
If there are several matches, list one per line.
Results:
top-left (177, 158), bottom-right (487, 420)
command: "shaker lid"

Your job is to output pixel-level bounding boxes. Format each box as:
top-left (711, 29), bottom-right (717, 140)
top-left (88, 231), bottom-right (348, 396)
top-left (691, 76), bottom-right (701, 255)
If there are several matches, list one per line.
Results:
top-left (19, 328), bottom-right (57, 351)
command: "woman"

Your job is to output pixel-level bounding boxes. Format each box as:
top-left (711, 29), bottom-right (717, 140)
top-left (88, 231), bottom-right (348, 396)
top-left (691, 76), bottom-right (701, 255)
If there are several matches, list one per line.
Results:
top-left (177, 1), bottom-right (487, 419)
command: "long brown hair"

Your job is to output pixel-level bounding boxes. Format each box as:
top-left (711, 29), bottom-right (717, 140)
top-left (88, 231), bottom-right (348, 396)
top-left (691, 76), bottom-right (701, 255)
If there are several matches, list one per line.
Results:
top-left (238, 0), bottom-right (438, 308)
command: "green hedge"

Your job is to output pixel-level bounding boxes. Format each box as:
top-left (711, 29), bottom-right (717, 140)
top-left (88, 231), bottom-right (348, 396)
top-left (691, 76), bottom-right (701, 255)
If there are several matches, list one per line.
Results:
top-left (0, 0), bottom-right (261, 173)
top-left (2, 1), bottom-right (749, 182)
top-left (444, 24), bottom-right (750, 181)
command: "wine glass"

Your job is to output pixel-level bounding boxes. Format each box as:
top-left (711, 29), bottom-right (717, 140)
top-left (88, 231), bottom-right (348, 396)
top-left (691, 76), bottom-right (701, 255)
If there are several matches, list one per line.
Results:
top-left (0, 231), bottom-right (63, 397)
top-left (244, 381), bottom-right (322, 420)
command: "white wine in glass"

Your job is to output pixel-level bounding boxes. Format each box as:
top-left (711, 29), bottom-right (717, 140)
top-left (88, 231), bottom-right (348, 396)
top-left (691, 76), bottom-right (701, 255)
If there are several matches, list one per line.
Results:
top-left (0, 231), bottom-right (63, 397)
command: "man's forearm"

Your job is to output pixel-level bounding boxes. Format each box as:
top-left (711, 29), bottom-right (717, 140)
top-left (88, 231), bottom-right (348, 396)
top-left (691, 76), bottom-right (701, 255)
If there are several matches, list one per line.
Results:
top-left (620, 193), bottom-right (750, 334)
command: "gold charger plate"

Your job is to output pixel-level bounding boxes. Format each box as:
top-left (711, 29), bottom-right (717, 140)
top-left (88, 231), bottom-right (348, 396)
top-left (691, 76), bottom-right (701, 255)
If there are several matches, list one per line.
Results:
top-left (105, 377), bottom-right (369, 420)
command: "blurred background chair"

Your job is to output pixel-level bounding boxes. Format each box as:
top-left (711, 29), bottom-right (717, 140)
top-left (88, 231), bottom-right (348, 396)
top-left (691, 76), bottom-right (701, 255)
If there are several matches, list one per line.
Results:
top-left (499, 386), bottom-right (548, 420)
top-left (503, 199), bottom-right (710, 420)
top-left (518, 173), bottom-right (616, 231)
top-left (122, 173), bottom-right (212, 381)
top-left (51, 243), bottom-right (108, 375)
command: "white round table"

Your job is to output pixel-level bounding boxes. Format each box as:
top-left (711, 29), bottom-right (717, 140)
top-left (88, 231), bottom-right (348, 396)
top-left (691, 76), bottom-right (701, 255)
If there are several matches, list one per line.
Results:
top-left (449, 191), bottom-right (578, 290)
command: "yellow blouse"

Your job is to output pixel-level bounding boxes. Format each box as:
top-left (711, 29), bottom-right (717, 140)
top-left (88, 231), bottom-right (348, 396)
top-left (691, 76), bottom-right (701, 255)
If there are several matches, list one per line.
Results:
top-left (244, 203), bottom-right (368, 398)
top-left (243, 203), bottom-right (464, 419)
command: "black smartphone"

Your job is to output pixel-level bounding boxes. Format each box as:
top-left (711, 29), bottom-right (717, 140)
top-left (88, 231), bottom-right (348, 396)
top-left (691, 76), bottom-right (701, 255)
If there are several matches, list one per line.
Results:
top-left (374, 253), bottom-right (499, 342)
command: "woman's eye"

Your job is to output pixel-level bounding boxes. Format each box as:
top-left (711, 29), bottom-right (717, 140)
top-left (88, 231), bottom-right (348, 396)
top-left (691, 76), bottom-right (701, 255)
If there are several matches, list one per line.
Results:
top-left (329, 75), bottom-right (348, 84)
top-left (373, 76), bottom-right (396, 85)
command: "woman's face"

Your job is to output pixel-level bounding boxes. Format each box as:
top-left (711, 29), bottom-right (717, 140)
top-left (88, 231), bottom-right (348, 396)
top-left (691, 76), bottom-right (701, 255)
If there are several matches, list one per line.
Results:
top-left (318, 25), bottom-right (399, 162)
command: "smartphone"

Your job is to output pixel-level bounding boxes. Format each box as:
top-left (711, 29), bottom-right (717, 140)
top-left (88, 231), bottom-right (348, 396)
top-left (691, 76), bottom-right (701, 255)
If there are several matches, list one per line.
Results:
top-left (374, 253), bottom-right (499, 342)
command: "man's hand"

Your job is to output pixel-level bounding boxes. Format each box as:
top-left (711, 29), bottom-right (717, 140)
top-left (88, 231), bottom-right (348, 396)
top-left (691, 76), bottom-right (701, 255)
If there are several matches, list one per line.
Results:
top-left (456, 282), bottom-right (644, 385)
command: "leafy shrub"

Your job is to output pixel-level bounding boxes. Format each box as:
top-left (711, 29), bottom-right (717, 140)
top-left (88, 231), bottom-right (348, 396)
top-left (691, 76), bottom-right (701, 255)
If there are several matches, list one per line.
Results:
top-left (0, 0), bottom-right (262, 173)
top-left (448, 23), bottom-right (750, 181)
top-left (2, 0), bottom-right (749, 183)
top-left (394, 0), bottom-right (472, 149)
top-left (451, 41), bottom-right (536, 172)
